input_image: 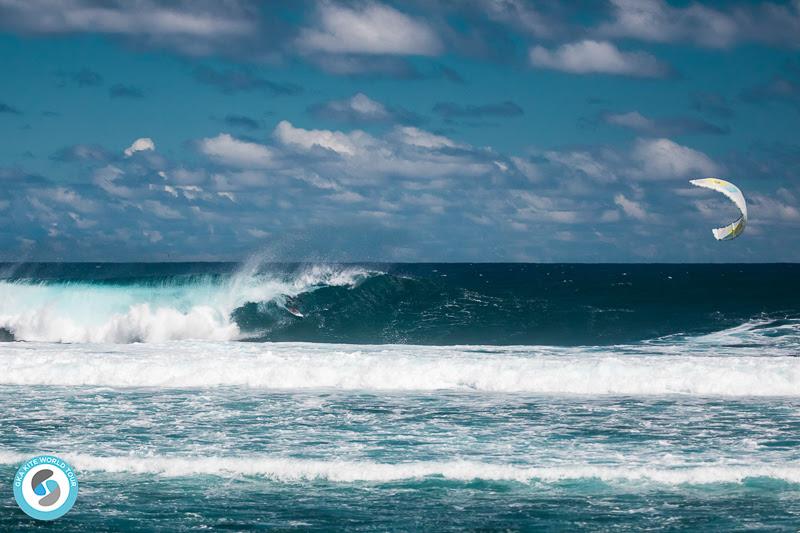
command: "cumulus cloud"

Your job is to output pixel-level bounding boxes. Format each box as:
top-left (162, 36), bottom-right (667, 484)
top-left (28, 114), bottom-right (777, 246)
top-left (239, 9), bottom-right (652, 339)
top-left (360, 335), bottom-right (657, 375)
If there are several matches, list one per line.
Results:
top-left (52, 144), bottom-right (112, 162)
top-left (391, 126), bottom-right (458, 149)
top-left (631, 138), bottom-right (719, 179)
top-left (274, 120), bottom-right (378, 156)
top-left (598, 0), bottom-right (737, 48)
top-left (544, 150), bottom-right (619, 183)
top-left (298, 2), bottom-right (442, 56)
top-left (750, 193), bottom-right (800, 222)
top-left (124, 137), bottom-right (155, 157)
top-left (143, 199), bottom-right (182, 219)
top-left (479, 0), bottom-right (556, 38)
top-left (542, 137), bottom-right (720, 183)
top-left (614, 193), bottom-right (648, 220)
top-left (92, 165), bottom-right (133, 197)
top-left (308, 93), bottom-right (394, 123)
top-left (199, 133), bottom-right (273, 168)
top-left (530, 40), bottom-right (669, 78)
top-left (598, 0), bottom-right (800, 49)
top-left (0, 0), bottom-right (259, 57)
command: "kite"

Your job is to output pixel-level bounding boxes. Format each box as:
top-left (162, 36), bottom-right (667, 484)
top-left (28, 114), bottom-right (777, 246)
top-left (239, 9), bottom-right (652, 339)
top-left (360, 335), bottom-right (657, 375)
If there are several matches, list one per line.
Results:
top-left (689, 178), bottom-right (747, 241)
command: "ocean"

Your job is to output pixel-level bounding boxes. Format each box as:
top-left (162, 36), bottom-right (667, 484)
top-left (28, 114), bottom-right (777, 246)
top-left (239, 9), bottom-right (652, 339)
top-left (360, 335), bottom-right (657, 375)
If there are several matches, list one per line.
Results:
top-left (1, 262), bottom-right (799, 531)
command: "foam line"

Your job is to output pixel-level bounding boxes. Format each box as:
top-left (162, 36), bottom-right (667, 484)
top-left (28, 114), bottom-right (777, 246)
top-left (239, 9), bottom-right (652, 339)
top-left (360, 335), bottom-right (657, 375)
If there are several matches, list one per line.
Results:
top-left (2, 341), bottom-right (799, 395)
top-left (0, 451), bottom-right (796, 485)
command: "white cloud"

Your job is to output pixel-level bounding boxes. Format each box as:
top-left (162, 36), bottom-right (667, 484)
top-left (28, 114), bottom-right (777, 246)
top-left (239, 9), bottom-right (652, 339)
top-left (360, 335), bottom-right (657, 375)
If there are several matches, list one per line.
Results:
top-left (124, 137), bottom-right (155, 157)
top-left (274, 120), bottom-right (373, 155)
top-left (93, 165), bottom-right (134, 197)
top-left (247, 228), bottom-right (270, 238)
top-left (544, 150), bottom-right (619, 183)
top-left (750, 193), bottom-right (800, 222)
top-left (614, 193), bottom-right (648, 220)
top-left (329, 191), bottom-right (367, 203)
top-left (632, 138), bottom-right (719, 179)
top-left (314, 93), bottom-right (391, 122)
top-left (0, 0), bottom-right (256, 57)
top-left (68, 212), bottom-right (96, 229)
top-left (45, 187), bottom-right (97, 213)
top-left (272, 121), bottom-right (489, 182)
top-left (480, 0), bottom-right (554, 38)
top-left (143, 200), bottom-right (182, 219)
top-left (298, 2), bottom-right (442, 56)
top-left (143, 230), bottom-right (163, 243)
top-left (344, 93), bottom-right (388, 117)
top-left (392, 126), bottom-right (457, 149)
top-left (605, 111), bottom-right (654, 130)
top-left (530, 40), bottom-right (668, 78)
top-left (597, 0), bottom-right (800, 49)
top-left (598, 0), bottom-right (737, 48)
top-left (199, 133), bottom-right (273, 168)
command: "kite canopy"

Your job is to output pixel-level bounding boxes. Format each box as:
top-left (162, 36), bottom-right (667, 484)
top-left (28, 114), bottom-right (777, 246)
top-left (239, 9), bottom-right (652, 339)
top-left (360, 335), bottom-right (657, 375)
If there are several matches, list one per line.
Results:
top-left (689, 178), bottom-right (747, 241)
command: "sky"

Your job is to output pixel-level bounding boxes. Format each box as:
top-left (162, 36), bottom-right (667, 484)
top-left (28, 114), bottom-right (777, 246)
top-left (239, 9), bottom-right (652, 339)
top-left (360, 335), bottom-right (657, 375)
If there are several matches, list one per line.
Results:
top-left (0, 0), bottom-right (799, 262)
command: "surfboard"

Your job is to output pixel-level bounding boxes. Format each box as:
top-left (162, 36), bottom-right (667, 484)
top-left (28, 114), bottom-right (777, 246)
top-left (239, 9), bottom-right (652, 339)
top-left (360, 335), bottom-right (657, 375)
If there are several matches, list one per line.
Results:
top-left (286, 306), bottom-right (304, 318)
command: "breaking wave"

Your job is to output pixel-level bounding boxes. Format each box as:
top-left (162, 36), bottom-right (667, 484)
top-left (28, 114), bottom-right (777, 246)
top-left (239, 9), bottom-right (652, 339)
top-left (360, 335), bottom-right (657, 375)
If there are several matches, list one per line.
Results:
top-left (2, 340), bottom-right (800, 395)
top-left (0, 451), bottom-right (797, 486)
top-left (1, 262), bottom-right (799, 345)
top-left (0, 263), bottom-right (373, 343)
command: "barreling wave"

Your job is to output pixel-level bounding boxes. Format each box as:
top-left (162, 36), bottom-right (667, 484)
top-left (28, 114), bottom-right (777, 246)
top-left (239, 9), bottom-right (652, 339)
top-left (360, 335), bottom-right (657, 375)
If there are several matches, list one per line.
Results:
top-left (1, 262), bottom-right (799, 345)
top-left (0, 451), bottom-right (797, 486)
top-left (3, 341), bottom-right (800, 395)
top-left (0, 263), bottom-right (374, 343)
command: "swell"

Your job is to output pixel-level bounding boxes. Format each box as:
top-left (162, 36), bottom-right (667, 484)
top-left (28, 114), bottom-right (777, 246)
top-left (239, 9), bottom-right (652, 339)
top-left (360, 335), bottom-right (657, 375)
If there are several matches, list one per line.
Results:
top-left (1, 263), bottom-right (799, 345)
top-left (0, 451), bottom-right (797, 486)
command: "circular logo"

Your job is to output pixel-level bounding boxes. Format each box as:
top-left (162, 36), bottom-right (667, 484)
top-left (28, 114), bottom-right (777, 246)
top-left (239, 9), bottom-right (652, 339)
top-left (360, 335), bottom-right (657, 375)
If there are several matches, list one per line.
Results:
top-left (13, 455), bottom-right (78, 520)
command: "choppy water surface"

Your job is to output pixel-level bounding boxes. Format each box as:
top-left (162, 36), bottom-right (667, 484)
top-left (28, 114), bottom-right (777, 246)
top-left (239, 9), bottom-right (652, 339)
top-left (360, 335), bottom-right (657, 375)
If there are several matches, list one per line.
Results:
top-left (1, 263), bottom-right (799, 531)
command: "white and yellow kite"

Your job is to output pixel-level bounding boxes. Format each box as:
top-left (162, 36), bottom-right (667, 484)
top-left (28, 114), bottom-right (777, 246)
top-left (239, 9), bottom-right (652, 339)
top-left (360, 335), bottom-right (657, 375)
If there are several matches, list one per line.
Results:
top-left (689, 178), bottom-right (747, 241)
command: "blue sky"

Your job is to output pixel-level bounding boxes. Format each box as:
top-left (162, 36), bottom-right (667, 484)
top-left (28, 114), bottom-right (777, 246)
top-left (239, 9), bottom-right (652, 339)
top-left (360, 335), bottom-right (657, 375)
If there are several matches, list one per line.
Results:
top-left (0, 0), bottom-right (799, 262)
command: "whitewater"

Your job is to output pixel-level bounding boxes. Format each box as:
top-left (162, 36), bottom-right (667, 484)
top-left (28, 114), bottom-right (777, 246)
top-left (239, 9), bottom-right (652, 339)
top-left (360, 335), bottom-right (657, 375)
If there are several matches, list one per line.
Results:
top-left (2, 262), bottom-right (800, 531)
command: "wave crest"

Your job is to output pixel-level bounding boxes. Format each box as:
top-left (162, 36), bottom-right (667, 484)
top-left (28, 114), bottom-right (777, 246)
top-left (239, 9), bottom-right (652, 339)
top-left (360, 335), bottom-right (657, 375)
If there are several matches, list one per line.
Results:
top-left (0, 264), bottom-right (373, 343)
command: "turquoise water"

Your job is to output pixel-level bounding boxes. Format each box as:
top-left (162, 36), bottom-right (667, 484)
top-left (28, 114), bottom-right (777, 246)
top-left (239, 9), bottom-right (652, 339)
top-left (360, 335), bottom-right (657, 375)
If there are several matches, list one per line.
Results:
top-left (1, 263), bottom-right (799, 530)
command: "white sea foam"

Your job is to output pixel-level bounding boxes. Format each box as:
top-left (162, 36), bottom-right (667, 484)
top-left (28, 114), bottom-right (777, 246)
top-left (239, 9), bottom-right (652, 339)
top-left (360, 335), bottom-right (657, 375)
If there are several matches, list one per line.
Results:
top-left (0, 451), bottom-right (796, 485)
top-left (2, 341), bottom-right (799, 396)
top-left (0, 264), bottom-right (370, 343)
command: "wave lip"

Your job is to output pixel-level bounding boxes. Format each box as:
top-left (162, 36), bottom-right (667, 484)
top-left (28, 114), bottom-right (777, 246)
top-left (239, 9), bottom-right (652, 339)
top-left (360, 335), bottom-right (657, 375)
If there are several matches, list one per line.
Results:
top-left (2, 341), bottom-right (800, 396)
top-left (0, 451), bottom-right (796, 486)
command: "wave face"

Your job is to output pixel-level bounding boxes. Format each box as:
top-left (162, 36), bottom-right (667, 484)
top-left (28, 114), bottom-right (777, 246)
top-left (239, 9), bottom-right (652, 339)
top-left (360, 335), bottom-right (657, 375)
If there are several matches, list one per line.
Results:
top-left (1, 262), bottom-right (799, 345)
top-left (0, 262), bottom-right (371, 343)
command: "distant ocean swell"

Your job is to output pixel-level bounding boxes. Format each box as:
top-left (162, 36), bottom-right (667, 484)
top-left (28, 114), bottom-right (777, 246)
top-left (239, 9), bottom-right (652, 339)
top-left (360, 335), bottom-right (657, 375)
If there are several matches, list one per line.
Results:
top-left (1, 262), bottom-right (799, 345)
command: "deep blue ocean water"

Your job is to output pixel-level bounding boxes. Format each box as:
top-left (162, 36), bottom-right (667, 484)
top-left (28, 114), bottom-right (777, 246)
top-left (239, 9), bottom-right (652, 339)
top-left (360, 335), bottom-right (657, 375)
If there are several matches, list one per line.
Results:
top-left (1, 263), bottom-right (799, 531)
